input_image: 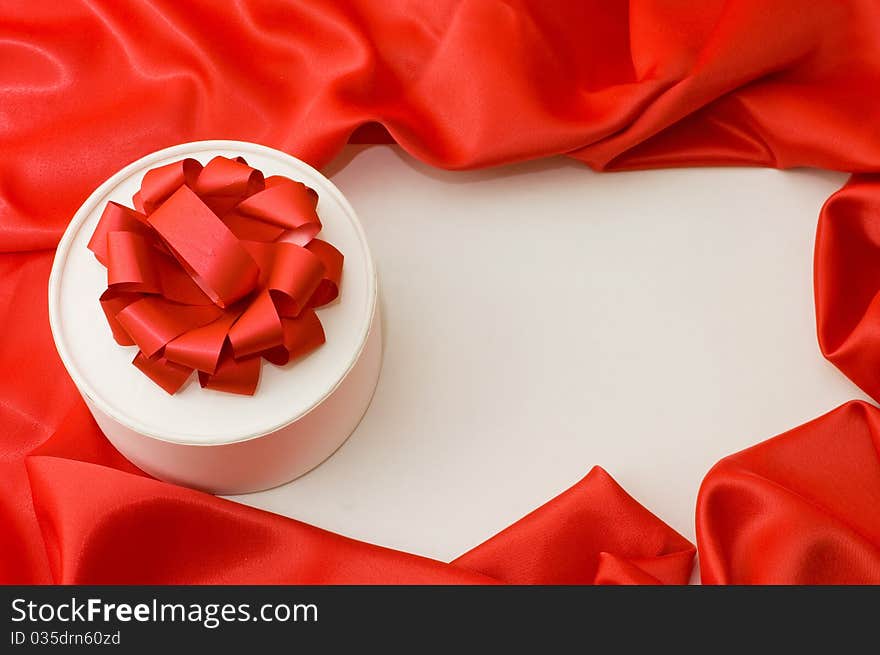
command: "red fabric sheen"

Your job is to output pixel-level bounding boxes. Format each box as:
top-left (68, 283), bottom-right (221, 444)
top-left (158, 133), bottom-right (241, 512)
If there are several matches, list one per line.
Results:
top-left (3, 0), bottom-right (880, 584)
top-left (697, 401), bottom-right (880, 584)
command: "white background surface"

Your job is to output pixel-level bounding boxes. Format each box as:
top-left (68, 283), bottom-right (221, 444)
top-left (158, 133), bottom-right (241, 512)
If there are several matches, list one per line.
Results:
top-left (227, 145), bottom-right (868, 580)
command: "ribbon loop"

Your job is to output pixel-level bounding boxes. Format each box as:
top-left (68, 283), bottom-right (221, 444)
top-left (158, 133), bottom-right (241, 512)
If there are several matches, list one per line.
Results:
top-left (238, 176), bottom-right (322, 245)
top-left (106, 231), bottom-right (162, 294)
top-left (139, 158), bottom-right (202, 214)
top-left (87, 202), bottom-right (151, 265)
top-left (267, 243), bottom-right (326, 317)
top-left (192, 155), bottom-right (264, 199)
top-left (305, 239), bottom-right (343, 307)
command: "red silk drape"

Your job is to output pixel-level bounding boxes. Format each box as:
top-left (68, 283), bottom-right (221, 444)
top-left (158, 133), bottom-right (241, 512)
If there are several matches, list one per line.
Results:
top-left (698, 401), bottom-right (880, 584)
top-left (3, 0), bottom-right (880, 584)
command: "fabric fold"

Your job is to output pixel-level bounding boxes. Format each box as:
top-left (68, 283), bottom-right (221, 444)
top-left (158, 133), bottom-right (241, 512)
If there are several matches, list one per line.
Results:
top-left (814, 175), bottom-right (880, 403)
top-left (23, 457), bottom-right (692, 584)
top-left (5, 0), bottom-right (880, 585)
top-left (697, 401), bottom-right (880, 584)
top-left (453, 467), bottom-right (695, 585)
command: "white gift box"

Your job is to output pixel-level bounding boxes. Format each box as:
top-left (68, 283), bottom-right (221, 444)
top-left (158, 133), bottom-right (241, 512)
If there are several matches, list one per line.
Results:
top-left (48, 141), bottom-right (381, 494)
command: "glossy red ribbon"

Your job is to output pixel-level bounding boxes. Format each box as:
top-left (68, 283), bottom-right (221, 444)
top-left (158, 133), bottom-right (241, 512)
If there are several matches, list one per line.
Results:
top-left (87, 156), bottom-right (343, 395)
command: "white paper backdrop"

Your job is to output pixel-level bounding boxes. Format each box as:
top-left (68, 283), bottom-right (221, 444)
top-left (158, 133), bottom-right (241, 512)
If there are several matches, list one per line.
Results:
top-left (227, 145), bottom-right (866, 582)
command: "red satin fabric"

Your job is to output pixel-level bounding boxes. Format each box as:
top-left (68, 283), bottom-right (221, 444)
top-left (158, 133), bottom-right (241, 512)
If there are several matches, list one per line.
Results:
top-left (89, 155), bottom-right (341, 395)
top-left (13, 419), bottom-right (695, 584)
top-left (3, 1), bottom-right (880, 584)
top-left (697, 401), bottom-right (880, 584)
top-left (814, 175), bottom-right (880, 403)
top-left (5, 0), bottom-right (880, 255)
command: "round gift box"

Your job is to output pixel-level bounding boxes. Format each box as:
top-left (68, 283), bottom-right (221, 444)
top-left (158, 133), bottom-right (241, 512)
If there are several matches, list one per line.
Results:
top-left (48, 140), bottom-right (381, 494)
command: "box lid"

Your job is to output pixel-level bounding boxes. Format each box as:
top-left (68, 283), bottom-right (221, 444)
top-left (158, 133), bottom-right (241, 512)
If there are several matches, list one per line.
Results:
top-left (49, 141), bottom-right (377, 446)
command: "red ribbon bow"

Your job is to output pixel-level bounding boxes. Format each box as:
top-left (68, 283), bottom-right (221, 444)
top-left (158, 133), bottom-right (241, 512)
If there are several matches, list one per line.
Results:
top-left (87, 155), bottom-right (343, 396)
